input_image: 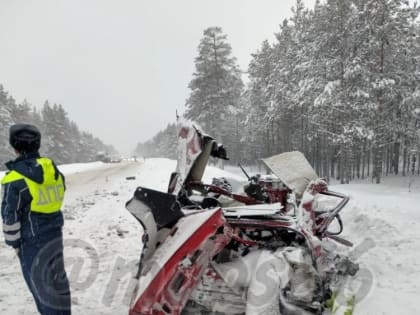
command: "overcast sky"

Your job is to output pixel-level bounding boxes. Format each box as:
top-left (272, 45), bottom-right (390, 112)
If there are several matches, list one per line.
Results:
top-left (0, 0), bottom-right (315, 155)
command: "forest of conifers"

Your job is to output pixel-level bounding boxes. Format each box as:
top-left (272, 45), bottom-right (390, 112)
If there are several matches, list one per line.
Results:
top-left (0, 85), bottom-right (114, 166)
top-left (136, 0), bottom-right (420, 184)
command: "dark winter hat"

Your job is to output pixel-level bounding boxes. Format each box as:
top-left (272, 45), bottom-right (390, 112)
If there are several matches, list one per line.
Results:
top-left (9, 123), bottom-right (41, 153)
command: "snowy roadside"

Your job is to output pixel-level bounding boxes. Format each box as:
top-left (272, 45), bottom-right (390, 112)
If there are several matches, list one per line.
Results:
top-left (0, 159), bottom-right (419, 314)
top-left (331, 176), bottom-right (420, 315)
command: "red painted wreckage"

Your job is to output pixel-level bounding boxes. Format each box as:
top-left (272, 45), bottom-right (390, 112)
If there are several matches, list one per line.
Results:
top-left (125, 124), bottom-right (357, 315)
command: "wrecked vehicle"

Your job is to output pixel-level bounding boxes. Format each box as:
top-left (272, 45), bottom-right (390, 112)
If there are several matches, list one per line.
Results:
top-left (126, 123), bottom-right (357, 315)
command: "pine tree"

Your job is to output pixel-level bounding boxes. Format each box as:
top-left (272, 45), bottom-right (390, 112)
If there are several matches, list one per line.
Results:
top-left (185, 26), bottom-right (243, 145)
top-left (42, 102), bottom-right (74, 163)
top-left (247, 40), bottom-right (276, 159)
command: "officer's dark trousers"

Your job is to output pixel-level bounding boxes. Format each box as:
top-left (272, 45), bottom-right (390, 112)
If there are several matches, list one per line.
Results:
top-left (18, 230), bottom-right (71, 315)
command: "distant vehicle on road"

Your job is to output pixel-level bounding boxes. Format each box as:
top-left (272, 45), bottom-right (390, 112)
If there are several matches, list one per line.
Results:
top-left (96, 152), bottom-right (111, 163)
top-left (109, 157), bottom-right (122, 163)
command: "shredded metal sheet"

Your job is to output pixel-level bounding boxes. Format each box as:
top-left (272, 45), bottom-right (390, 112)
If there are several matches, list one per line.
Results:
top-left (261, 151), bottom-right (318, 196)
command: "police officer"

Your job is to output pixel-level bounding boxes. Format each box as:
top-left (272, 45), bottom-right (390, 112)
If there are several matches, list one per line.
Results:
top-left (1, 124), bottom-right (71, 314)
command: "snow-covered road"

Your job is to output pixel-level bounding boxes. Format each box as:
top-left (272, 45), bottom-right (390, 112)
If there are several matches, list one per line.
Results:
top-left (0, 160), bottom-right (147, 315)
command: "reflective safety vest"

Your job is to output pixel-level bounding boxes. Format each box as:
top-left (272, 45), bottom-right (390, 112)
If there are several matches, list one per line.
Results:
top-left (1, 158), bottom-right (64, 214)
